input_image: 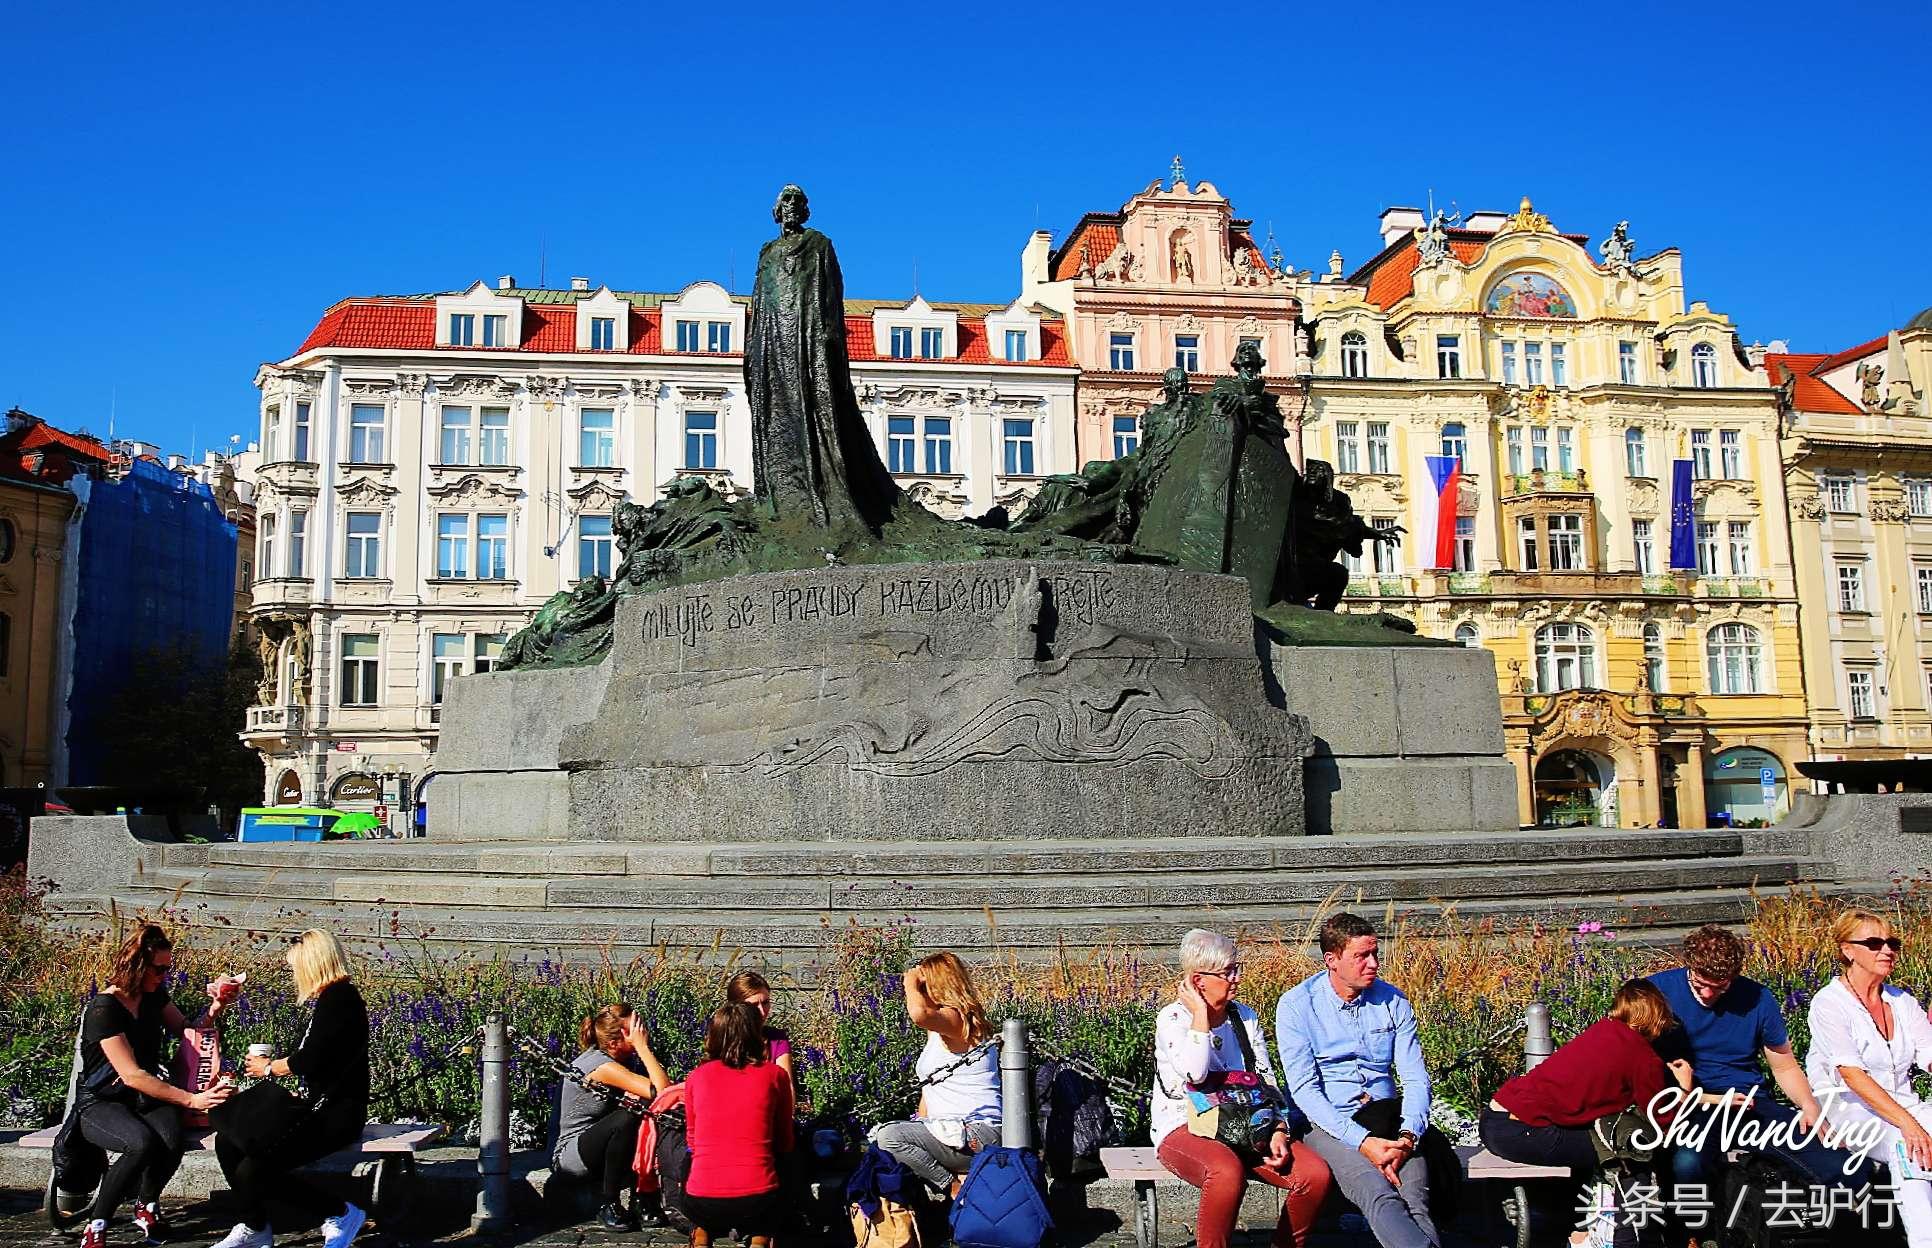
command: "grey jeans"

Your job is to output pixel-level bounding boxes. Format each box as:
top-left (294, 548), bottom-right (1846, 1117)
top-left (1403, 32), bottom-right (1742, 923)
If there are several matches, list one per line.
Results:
top-left (1302, 1126), bottom-right (1440, 1248)
top-left (870, 1120), bottom-right (1001, 1191)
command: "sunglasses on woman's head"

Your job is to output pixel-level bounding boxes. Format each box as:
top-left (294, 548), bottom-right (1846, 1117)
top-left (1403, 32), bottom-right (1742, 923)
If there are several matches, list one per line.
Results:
top-left (1847, 937), bottom-right (1904, 952)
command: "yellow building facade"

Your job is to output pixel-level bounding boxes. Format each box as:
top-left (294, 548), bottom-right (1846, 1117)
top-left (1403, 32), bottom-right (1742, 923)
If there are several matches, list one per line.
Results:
top-left (1301, 200), bottom-right (1807, 828)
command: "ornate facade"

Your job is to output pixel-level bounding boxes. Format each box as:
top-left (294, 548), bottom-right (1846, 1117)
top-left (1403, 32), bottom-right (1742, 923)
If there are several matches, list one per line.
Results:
top-left (1771, 311), bottom-right (1932, 764)
top-left (244, 280), bottom-right (1075, 827)
top-left (1301, 201), bottom-right (1807, 828)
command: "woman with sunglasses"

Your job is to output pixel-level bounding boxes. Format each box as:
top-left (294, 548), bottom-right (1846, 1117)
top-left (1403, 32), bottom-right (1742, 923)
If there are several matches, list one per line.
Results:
top-left (1152, 930), bottom-right (1331, 1248)
top-left (1805, 908), bottom-right (1932, 1245)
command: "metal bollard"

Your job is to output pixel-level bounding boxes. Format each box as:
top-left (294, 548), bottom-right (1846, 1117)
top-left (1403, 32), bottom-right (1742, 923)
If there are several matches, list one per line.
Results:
top-left (1523, 1001), bottom-right (1553, 1072)
top-left (999, 1016), bottom-right (1034, 1150)
top-left (471, 1013), bottom-right (512, 1233)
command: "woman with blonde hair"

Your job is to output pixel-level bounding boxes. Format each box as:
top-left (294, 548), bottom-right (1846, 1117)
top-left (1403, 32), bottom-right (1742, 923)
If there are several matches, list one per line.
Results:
top-left (552, 1003), bottom-right (671, 1230)
top-left (1806, 907), bottom-right (1932, 1245)
top-left (869, 952), bottom-right (1001, 1196)
top-left (208, 930), bottom-right (369, 1248)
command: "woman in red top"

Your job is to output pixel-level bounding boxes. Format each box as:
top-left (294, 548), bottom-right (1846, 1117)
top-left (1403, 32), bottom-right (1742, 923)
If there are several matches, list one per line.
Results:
top-left (1480, 979), bottom-right (1690, 1174)
top-left (680, 1003), bottom-right (794, 1248)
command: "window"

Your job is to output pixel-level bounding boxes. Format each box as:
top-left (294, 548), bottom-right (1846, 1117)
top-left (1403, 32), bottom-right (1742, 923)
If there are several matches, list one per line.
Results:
top-left (1436, 335), bottom-right (1461, 379)
top-left (1695, 521), bottom-right (1719, 575)
top-left (1371, 517), bottom-right (1399, 574)
top-left (1524, 342), bottom-right (1545, 386)
top-left (1175, 335), bottom-right (1200, 372)
top-left (344, 512), bottom-right (381, 578)
top-left (1455, 623), bottom-right (1480, 648)
top-left (1109, 332), bottom-right (1136, 371)
top-left (1632, 519), bottom-right (1654, 575)
top-left (348, 405), bottom-right (385, 464)
top-left (708, 321), bottom-right (732, 353)
top-left (1500, 341), bottom-right (1517, 386)
top-left (1706, 623), bottom-right (1763, 694)
top-left (1530, 426), bottom-right (1549, 472)
top-left (1440, 422), bottom-right (1466, 462)
top-left (1556, 426), bottom-right (1575, 473)
top-left (1550, 343), bottom-right (1567, 388)
top-left (919, 327), bottom-right (943, 359)
top-left (1838, 562), bottom-right (1866, 612)
top-left (1719, 429), bottom-right (1742, 479)
top-left (473, 633), bottom-right (505, 674)
top-left (288, 511), bottom-right (306, 577)
top-left (1004, 329), bottom-right (1029, 362)
top-left (1548, 513), bottom-right (1584, 570)
top-left (482, 314), bottom-right (507, 348)
top-left (1691, 343), bottom-right (1718, 388)
top-left (1517, 516), bottom-right (1539, 570)
top-left (448, 313), bottom-right (475, 346)
top-left (1917, 565), bottom-right (1932, 614)
top-left (479, 407), bottom-right (510, 465)
top-left (1113, 415), bottom-right (1139, 459)
top-left (435, 514), bottom-right (469, 579)
top-left (293, 401), bottom-right (311, 462)
top-left (476, 514), bottom-right (508, 579)
top-left (923, 418), bottom-right (952, 474)
top-left (676, 320), bottom-right (701, 352)
top-left (439, 406), bottom-right (472, 465)
top-left (1334, 422), bottom-right (1361, 473)
top-left (1847, 668), bottom-right (1876, 720)
top-left (265, 405), bottom-right (281, 460)
top-left (888, 417), bottom-right (916, 474)
top-left (1643, 622), bottom-right (1667, 692)
top-left (1910, 480), bottom-right (1932, 517)
top-left (339, 634), bottom-right (380, 706)
top-left (1506, 426), bottom-right (1524, 475)
top-left (259, 514), bottom-right (276, 579)
top-left (1002, 419), bottom-right (1036, 476)
top-left (684, 410), bottom-right (718, 469)
top-left (1726, 521), bottom-right (1752, 576)
top-left (590, 317), bottom-right (616, 350)
top-left (578, 515), bottom-right (613, 580)
top-left (1342, 542), bottom-right (1366, 579)
top-left (1341, 331), bottom-right (1368, 378)
top-left (1453, 516), bottom-right (1476, 572)
top-left (1535, 623), bottom-right (1597, 693)
top-left (579, 408), bottom-right (615, 467)
top-left (1691, 430), bottom-right (1713, 480)
top-left (1619, 341), bottom-right (1640, 385)
top-left (1825, 475), bottom-right (1855, 513)
top-left (431, 633), bottom-right (465, 706)
top-left (1625, 427), bottom-right (1648, 477)
top-left (888, 326), bottom-right (913, 359)
top-left (1366, 422), bottom-right (1391, 474)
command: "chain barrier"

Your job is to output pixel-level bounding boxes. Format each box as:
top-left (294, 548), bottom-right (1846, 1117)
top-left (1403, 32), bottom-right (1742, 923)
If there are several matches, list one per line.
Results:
top-left (844, 1032), bottom-right (1002, 1126)
top-left (368, 1024), bottom-right (488, 1115)
top-left (1027, 1035), bottom-right (1148, 1126)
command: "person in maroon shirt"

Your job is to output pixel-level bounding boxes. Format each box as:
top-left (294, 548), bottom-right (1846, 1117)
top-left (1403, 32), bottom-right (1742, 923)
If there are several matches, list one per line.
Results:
top-left (1480, 979), bottom-right (1690, 1174)
top-left (680, 1003), bottom-right (794, 1248)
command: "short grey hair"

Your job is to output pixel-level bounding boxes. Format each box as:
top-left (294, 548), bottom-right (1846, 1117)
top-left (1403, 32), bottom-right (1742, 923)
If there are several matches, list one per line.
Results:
top-left (1179, 928), bottom-right (1236, 974)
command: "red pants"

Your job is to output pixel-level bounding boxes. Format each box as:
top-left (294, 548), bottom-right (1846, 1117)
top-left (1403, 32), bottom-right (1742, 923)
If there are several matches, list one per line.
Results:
top-left (1156, 1129), bottom-right (1333, 1248)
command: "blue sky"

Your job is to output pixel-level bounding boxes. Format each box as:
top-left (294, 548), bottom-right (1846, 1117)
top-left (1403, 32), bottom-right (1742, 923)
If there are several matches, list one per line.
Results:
top-left (4, 2), bottom-right (1927, 456)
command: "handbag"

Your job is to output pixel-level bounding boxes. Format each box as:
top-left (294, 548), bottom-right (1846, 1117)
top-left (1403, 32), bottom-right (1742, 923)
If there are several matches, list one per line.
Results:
top-left (851, 1196), bottom-right (922, 1248)
top-left (1181, 1015), bottom-right (1285, 1157)
top-left (209, 1080), bottom-right (308, 1153)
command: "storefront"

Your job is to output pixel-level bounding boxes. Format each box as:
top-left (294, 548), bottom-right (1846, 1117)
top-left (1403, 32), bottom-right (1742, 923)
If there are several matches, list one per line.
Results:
top-left (1533, 748), bottom-right (1618, 827)
top-left (1704, 746), bottom-right (1787, 827)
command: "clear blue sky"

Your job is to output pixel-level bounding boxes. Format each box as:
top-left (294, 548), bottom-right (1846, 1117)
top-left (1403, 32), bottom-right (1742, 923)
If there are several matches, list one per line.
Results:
top-left (4, 2), bottom-right (1927, 456)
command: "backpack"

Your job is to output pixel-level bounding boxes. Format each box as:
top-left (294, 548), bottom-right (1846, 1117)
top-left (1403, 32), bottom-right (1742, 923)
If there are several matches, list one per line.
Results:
top-left (652, 1107), bottom-right (693, 1233)
top-left (1032, 1060), bottom-right (1117, 1178)
top-left (949, 1146), bottom-right (1053, 1248)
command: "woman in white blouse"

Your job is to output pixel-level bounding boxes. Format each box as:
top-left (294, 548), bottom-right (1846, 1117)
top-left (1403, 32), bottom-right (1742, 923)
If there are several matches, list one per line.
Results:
top-left (1805, 907), bottom-right (1932, 1244)
top-left (1151, 930), bottom-right (1332, 1248)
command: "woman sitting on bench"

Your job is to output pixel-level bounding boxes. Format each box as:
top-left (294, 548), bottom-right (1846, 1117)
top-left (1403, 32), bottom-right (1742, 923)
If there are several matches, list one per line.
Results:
top-left (869, 952), bottom-right (1002, 1198)
top-left (551, 1003), bottom-right (672, 1231)
top-left (208, 930), bottom-right (369, 1248)
top-left (73, 923), bottom-right (236, 1248)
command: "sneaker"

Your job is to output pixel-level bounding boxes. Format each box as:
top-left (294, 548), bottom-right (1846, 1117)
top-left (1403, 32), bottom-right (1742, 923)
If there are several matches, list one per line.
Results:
top-left (82, 1220), bottom-right (106, 1248)
top-left (134, 1202), bottom-right (169, 1244)
top-left (320, 1204), bottom-right (366, 1248)
top-left (597, 1202), bottom-right (639, 1232)
top-left (208, 1223), bottom-right (272, 1248)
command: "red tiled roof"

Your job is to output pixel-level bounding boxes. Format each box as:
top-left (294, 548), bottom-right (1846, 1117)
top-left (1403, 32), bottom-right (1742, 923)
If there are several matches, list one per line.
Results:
top-left (1813, 334), bottom-right (1889, 374)
top-left (0, 412), bottom-right (118, 485)
top-left (298, 300), bottom-right (434, 352)
top-left (519, 304), bottom-right (575, 353)
top-left (1765, 352), bottom-right (1863, 416)
top-left (1349, 228), bottom-right (1591, 310)
top-left (1051, 220), bottom-right (1121, 281)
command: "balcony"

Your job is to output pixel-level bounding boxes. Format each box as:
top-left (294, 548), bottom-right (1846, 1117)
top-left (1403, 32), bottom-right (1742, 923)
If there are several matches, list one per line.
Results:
top-left (1445, 572), bottom-right (1492, 595)
top-left (1695, 576), bottom-right (1768, 599)
top-left (243, 704), bottom-right (305, 739)
top-left (256, 460), bottom-right (320, 492)
top-left (1487, 571), bottom-right (1644, 597)
top-left (251, 577), bottom-right (313, 610)
top-left (1503, 468), bottom-right (1591, 497)
top-left (1642, 573), bottom-right (1688, 596)
top-left (1343, 576), bottom-right (1413, 598)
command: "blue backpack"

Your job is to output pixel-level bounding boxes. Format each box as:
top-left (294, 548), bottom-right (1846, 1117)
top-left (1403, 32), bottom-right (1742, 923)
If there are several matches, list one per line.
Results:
top-left (950, 1146), bottom-right (1053, 1248)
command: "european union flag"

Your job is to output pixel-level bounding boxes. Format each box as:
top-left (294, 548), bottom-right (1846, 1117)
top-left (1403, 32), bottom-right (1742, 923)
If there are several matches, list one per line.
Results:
top-left (1668, 459), bottom-right (1697, 570)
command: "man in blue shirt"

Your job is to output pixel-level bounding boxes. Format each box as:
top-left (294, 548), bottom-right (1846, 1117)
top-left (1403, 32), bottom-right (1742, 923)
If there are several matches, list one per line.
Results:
top-left (1276, 913), bottom-right (1437, 1248)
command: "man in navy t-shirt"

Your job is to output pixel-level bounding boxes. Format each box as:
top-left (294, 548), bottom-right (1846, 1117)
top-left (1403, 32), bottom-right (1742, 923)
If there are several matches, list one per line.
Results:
top-left (1647, 925), bottom-right (1869, 1217)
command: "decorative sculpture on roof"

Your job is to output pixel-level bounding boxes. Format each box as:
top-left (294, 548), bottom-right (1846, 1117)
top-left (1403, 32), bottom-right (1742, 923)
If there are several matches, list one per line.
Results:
top-left (1171, 233), bottom-right (1196, 283)
top-left (1497, 195), bottom-right (1552, 236)
top-left (1599, 220), bottom-right (1636, 273)
top-left (1170, 154), bottom-right (1186, 190)
top-left (1415, 208), bottom-right (1459, 267)
top-left (1857, 361), bottom-right (1886, 413)
top-left (1095, 241), bottom-right (1141, 283)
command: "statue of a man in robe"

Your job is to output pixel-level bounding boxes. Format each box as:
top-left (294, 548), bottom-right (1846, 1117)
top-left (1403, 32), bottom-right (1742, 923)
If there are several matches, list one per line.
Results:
top-left (745, 184), bottom-right (899, 533)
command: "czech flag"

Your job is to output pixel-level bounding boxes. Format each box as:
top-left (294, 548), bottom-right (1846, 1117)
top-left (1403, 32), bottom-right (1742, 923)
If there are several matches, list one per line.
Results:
top-left (1668, 459), bottom-right (1697, 570)
top-left (1423, 454), bottom-right (1461, 570)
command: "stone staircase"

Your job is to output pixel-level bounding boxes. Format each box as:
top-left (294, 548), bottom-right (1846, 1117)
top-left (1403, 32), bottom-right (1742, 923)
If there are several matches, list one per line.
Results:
top-left (41, 824), bottom-right (1839, 967)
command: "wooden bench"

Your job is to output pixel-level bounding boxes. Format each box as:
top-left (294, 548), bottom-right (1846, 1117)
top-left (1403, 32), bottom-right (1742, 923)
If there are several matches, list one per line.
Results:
top-left (1099, 1144), bottom-right (1571, 1248)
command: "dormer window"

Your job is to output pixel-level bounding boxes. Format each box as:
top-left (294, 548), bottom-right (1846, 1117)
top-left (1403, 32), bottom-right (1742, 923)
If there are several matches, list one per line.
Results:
top-left (449, 314), bottom-right (475, 346)
top-left (436, 281), bottom-right (525, 349)
top-left (575, 287), bottom-right (632, 352)
top-left (1341, 331), bottom-right (1369, 379)
top-left (482, 314), bottom-right (508, 347)
top-left (708, 321), bottom-right (732, 353)
top-left (676, 320), bottom-right (701, 352)
top-left (1692, 343), bottom-right (1718, 388)
top-left (919, 327), bottom-right (943, 359)
top-left (890, 327), bottom-right (914, 359)
top-left (590, 317), bottom-right (616, 350)
top-left (872, 296), bottom-right (957, 362)
top-left (1004, 330), bottom-right (1029, 362)
top-left (658, 282), bottom-right (746, 359)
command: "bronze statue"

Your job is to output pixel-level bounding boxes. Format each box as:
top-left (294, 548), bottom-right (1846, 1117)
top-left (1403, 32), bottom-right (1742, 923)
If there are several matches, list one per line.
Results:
top-left (1276, 460), bottom-right (1403, 611)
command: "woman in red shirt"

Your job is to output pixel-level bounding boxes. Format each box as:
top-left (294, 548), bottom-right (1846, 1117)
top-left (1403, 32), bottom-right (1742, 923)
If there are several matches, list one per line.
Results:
top-left (1480, 978), bottom-right (1690, 1173)
top-left (680, 1003), bottom-right (794, 1248)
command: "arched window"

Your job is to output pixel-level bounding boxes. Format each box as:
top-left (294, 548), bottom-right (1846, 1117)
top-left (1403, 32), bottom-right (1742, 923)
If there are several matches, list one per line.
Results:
top-left (1454, 623), bottom-right (1480, 648)
top-left (1535, 623), bottom-right (1596, 693)
top-left (1340, 331), bottom-right (1369, 379)
top-left (1642, 622), bottom-right (1666, 692)
top-left (1624, 427), bottom-right (1648, 477)
top-left (1691, 343), bottom-right (1718, 389)
top-left (1441, 422), bottom-right (1467, 462)
top-left (1706, 622), bottom-right (1763, 694)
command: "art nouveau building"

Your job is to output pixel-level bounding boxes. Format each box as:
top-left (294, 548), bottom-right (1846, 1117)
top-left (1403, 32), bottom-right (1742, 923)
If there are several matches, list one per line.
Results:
top-left (244, 279), bottom-right (1075, 825)
top-left (1301, 200), bottom-right (1806, 829)
top-left (1771, 311), bottom-right (1932, 767)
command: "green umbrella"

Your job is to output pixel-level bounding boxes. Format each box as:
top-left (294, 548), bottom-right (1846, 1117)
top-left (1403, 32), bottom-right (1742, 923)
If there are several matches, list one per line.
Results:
top-left (328, 812), bottom-right (385, 839)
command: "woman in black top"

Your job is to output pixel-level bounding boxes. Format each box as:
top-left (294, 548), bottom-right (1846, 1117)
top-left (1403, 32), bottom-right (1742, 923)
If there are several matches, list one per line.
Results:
top-left (208, 930), bottom-right (370, 1248)
top-left (72, 923), bottom-right (235, 1248)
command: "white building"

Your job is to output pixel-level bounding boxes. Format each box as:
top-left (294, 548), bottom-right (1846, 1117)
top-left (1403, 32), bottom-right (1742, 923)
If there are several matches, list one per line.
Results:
top-left (244, 279), bottom-right (1077, 827)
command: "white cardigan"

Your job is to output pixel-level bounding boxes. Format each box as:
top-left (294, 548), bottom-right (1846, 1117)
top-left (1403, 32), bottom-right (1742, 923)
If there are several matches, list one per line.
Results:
top-left (1805, 976), bottom-right (1932, 1119)
top-left (1149, 1000), bottom-right (1276, 1146)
